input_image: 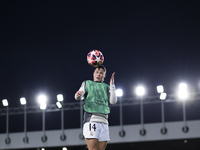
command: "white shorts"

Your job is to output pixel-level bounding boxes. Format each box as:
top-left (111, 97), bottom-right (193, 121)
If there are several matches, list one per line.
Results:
top-left (83, 122), bottom-right (110, 141)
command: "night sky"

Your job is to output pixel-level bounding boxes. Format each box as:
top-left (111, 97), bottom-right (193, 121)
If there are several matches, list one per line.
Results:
top-left (0, 1), bottom-right (200, 110)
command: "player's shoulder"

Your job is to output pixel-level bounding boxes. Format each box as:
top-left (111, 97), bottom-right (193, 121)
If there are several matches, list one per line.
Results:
top-left (82, 80), bottom-right (92, 83)
top-left (85, 80), bottom-right (92, 83)
top-left (84, 80), bottom-right (93, 86)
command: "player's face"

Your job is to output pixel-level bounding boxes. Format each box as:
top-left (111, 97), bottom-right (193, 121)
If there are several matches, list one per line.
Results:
top-left (93, 68), bottom-right (106, 82)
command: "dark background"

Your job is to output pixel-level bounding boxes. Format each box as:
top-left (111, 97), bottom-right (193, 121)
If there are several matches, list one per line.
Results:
top-left (0, 0), bottom-right (200, 107)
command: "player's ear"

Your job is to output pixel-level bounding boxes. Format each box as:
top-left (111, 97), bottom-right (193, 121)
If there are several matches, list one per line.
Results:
top-left (104, 73), bottom-right (106, 78)
top-left (93, 68), bottom-right (96, 75)
top-left (93, 71), bottom-right (95, 78)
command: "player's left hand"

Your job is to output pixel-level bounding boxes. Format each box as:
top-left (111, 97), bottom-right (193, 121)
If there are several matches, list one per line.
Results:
top-left (110, 72), bottom-right (115, 85)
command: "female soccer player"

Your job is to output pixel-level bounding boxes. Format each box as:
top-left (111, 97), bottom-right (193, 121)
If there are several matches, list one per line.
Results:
top-left (75, 65), bottom-right (117, 150)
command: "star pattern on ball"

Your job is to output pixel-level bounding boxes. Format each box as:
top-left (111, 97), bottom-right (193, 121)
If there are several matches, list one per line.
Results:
top-left (95, 56), bottom-right (101, 63)
top-left (88, 57), bottom-right (94, 63)
top-left (91, 50), bottom-right (96, 56)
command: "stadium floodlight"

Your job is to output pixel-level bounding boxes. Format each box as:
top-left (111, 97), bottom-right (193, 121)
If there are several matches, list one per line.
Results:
top-left (116, 88), bottom-right (125, 136)
top-left (57, 94), bottom-right (65, 141)
top-left (177, 83), bottom-right (189, 100)
top-left (160, 93), bottom-right (167, 100)
top-left (116, 89), bottom-right (123, 97)
top-left (63, 147), bottom-right (67, 150)
top-left (40, 103), bottom-right (47, 110)
top-left (177, 83), bottom-right (189, 133)
top-left (135, 85), bottom-right (145, 97)
top-left (20, 97), bottom-right (26, 105)
top-left (2, 99), bottom-right (10, 143)
top-left (41, 148), bottom-right (45, 150)
top-left (56, 102), bottom-right (62, 108)
top-left (57, 94), bottom-right (64, 102)
top-left (135, 85), bottom-right (146, 135)
top-left (2, 99), bottom-right (8, 106)
top-left (157, 85), bottom-right (164, 93)
top-left (37, 94), bottom-right (47, 104)
top-left (20, 97), bottom-right (28, 143)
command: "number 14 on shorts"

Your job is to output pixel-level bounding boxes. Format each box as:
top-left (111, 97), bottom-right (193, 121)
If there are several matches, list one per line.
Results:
top-left (89, 123), bottom-right (96, 131)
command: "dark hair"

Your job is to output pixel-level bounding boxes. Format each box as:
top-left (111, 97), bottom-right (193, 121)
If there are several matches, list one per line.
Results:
top-left (95, 65), bottom-right (106, 74)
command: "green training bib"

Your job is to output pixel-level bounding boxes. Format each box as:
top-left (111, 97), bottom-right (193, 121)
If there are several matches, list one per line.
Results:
top-left (84, 80), bottom-right (110, 114)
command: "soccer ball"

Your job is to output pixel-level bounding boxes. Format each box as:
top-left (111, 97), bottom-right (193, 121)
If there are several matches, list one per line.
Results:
top-left (87, 50), bottom-right (104, 67)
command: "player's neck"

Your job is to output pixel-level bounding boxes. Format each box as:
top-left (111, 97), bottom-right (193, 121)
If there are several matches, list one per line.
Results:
top-left (94, 80), bottom-right (103, 83)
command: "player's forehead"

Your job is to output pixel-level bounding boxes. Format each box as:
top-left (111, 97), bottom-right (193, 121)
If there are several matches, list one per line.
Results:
top-left (94, 68), bottom-right (105, 73)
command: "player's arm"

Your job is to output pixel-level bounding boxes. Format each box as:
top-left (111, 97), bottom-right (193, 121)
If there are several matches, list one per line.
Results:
top-left (75, 82), bottom-right (86, 100)
top-left (109, 72), bottom-right (117, 104)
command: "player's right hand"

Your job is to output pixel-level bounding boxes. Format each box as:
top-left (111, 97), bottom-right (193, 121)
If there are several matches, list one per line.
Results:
top-left (76, 91), bottom-right (83, 98)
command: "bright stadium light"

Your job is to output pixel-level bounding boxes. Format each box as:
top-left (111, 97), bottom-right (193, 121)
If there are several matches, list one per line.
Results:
top-left (2, 99), bottom-right (8, 106)
top-left (40, 103), bottom-right (47, 110)
top-left (41, 148), bottom-right (45, 150)
top-left (160, 92), bottom-right (167, 100)
top-left (157, 85), bottom-right (164, 93)
top-left (135, 85), bottom-right (145, 97)
top-left (179, 83), bottom-right (187, 90)
top-left (116, 89), bottom-right (123, 97)
top-left (63, 147), bottom-right (67, 150)
top-left (57, 94), bottom-right (64, 102)
top-left (56, 101), bottom-right (62, 108)
top-left (37, 94), bottom-right (47, 104)
top-left (177, 83), bottom-right (189, 100)
top-left (20, 97), bottom-right (26, 105)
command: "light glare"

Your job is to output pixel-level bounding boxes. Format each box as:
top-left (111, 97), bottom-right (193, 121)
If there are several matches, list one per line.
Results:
top-left (57, 94), bottom-right (64, 102)
top-left (177, 83), bottom-right (189, 100)
top-left (37, 94), bottom-right (47, 104)
top-left (20, 97), bottom-right (26, 105)
top-left (179, 83), bottom-right (187, 90)
top-left (116, 89), bottom-right (123, 97)
top-left (63, 147), bottom-right (67, 150)
top-left (2, 99), bottom-right (8, 106)
top-left (135, 86), bottom-right (145, 97)
top-left (178, 91), bottom-right (189, 100)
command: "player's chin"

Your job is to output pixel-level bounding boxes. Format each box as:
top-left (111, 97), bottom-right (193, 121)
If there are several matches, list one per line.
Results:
top-left (94, 78), bottom-right (101, 82)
